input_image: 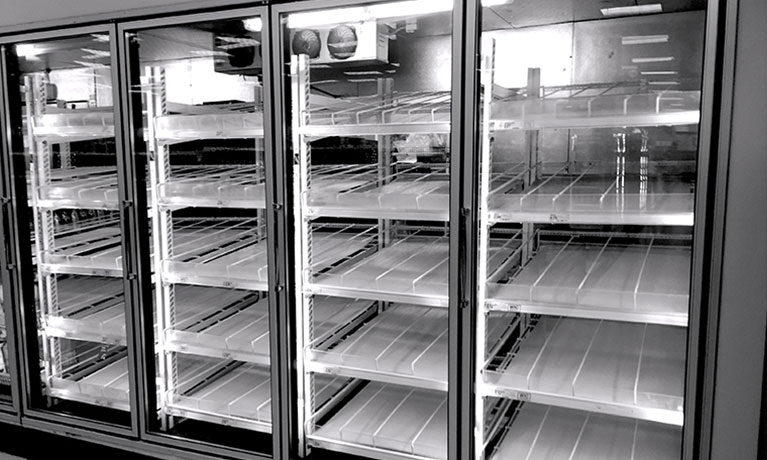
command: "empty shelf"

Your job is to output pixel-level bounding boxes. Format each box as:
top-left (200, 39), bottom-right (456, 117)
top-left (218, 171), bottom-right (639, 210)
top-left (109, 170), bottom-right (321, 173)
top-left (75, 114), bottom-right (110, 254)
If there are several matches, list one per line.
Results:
top-left (37, 167), bottom-right (120, 210)
top-left (311, 382), bottom-right (447, 460)
top-left (300, 91), bottom-right (451, 137)
top-left (158, 165), bottom-right (266, 209)
top-left (491, 89), bottom-right (700, 130)
top-left (155, 112), bottom-right (264, 145)
top-left (164, 221), bottom-right (369, 290)
top-left (306, 164), bottom-right (450, 221)
top-left (32, 110), bottom-right (115, 143)
top-left (489, 403), bottom-right (681, 460)
top-left (45, 277), bottom-right (126, 345)
top-left (486, 236), bottom-right (691, 326)
top-left (48, 356), bottom-right (129, 411)
top-left (490, 163), bottom-right (695, 226)
top-left (483, 317), bottom-right (685, 425)
top-left (40, 224), bottom-right (124, 276)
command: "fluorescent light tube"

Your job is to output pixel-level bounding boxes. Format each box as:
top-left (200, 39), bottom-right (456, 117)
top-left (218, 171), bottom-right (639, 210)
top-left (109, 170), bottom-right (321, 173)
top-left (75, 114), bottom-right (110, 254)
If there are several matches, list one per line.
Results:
top-left (621, 34), bottom-right (669, 45)
top-left (601, 4), bottom-right (662, 17)
top-left (16, 44), bottom-right (42, 57)
top-left (632, 56), bottom-right (675, 63)
top-left (243, 17), bottom-right (263, 32)
top-left (648, 81), bottom-right (681, 85)
top-left (641, 70), bottom-right (679, 75)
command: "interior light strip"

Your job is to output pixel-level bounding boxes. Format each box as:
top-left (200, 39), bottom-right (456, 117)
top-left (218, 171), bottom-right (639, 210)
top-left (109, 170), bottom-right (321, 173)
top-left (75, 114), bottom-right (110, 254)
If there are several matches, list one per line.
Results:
top-left (621, 34), bottom-right (669, 45)
top-left (601, 4), bottom-right (662, 17)
top-left (632, 56), bottom-right (675, 63)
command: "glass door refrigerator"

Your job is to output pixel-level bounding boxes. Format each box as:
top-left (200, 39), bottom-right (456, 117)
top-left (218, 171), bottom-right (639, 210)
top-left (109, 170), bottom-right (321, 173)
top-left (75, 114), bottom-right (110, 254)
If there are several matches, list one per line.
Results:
top-left (474, 2), bottom-right (707, 460)
top-left (121, 9), bottom-right (279, 455)
top-left (276, 1), bottom-right (455, 459)
top-left (1, 26), bottom-right (137, 429)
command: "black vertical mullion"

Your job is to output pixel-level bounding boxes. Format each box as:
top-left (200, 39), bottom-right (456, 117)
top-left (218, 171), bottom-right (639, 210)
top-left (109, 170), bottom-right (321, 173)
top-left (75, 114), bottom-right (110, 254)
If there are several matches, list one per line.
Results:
top-left (110, 23), bottom-right (141, 437)
top-left (264, 6), bottom-right (295, 460)
top-left (448, 1), bottom-right (482, 460)
top-left (0, 44), bottom-right (22, 419)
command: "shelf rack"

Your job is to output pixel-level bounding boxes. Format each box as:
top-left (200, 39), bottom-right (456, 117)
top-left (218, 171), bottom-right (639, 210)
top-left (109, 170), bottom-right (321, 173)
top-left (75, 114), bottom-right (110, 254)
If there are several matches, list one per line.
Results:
top-left (154, 112), bottom-right (264, 145)
top-left (31, 108), bottom-right (115, 143)
top-left (299, 91), bottom-right (451, 138)
top-left (491, 87), bottom-right (701, 131)
top-left (489, 162), bottom-right (695, 226)
top-left (158, 165), bottom-right (266, 209)
top-left (482, 316), bottom-right (685, 426)
top-left (489, 403), bottom-right (681, 460)
top-left (39, 222), bottom-right (124, 277)
top-left (37, 166), bottom-right (120, 210)
top-left (48, 354), bottom-right (130, 411)
top-left (307, 305), bottom-right (512, 392)
top-left (486, 234), bottom-right (691, 326)
top-left (310, 381), bottom-right (447, 460)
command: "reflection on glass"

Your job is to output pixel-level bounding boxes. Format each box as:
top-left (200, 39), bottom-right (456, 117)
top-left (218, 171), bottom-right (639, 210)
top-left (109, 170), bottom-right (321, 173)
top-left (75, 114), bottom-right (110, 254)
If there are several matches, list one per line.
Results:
top-left (132, 16), bottom-right (272, 452)
top-left (0, 284), bottom-right (10, 399)
top-left (12, 34), bottom-right (130, 423)
top-left (477, 2), bottom-right (705, 460)
top-left (283, 2), bottom-right (452, 459)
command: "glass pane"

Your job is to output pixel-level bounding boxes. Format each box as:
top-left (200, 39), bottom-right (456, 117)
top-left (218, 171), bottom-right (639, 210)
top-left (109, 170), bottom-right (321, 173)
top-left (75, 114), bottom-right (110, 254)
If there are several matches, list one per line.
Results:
top-left (11, 33), bottom-right (130, 424)
top-left (130, 15), bottom-right (271, 453)
top-left (0, 281), bottom-right (10, 402)
top-left (281, 2), bottom-right (452, 459)
top-left (477, 2), bottom-right (706, 460)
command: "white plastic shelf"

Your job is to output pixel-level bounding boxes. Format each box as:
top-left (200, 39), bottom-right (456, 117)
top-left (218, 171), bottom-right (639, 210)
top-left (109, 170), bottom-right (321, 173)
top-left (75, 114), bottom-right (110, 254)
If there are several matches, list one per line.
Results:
top-left (300, 91), bottom-right (451, 137)
top-left (45, 277), bottom-right (126, 345)
top-left (486, 236), bottom-right (691, 326)
top-left (165, 356), bottom-right (347, 432)
top-left (311, 382), bottom-right (447, 460)
top-left (483, 317), bottom-right (685, 426)
top-left (37, 167), bottom-right (120, 210)
top-left (40, 223), bottom-right (124, 277)
top-left (309, 235), bottom-right (514, 307)
top-left (164, 220), bottom-right (368, 290)
top-left (48, 356), bottom-right (130, 411)
top-left (158, 165), bottom-right (266, 209)
top-left (489, 403), bottom-right (681, 460)
top-left (490, 163), bottom-right (695, 226)
top-left (306, 164), bottom-right (450, 221)
top-left (32, 109), bottom-right (115, 143)
top-left (491, 89), bottom-right (700, 131)
top-left (155, 112), bottom-right (264, 145)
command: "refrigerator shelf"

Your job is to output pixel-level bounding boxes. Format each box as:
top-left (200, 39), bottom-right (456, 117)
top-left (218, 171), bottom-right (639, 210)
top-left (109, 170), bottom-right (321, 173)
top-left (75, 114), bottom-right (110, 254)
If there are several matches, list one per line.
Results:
top-left (490, 162), bottom-right (695, 226)
top-left (311, 381), bottom-right (447, 460)
top-left (31, 110), bottom-right (115, 143)
top-left (48, 356), bottom-right (130, 411)
top-left (309, 235), bottom-right (515, 307)
top-left (37, 167), bottom-right (120, 210)
top-left (306, 164), bottom-right (450, 221)
top-left (489, 403), bottom-right (680, 460)
top-left (158, 165), bottom-right (266, 209)
top-left (491, 89), bottom-right (700, 131)
top-left (483, 317), bottom-right (685, 426)
top-left (44, 277), bottom-right (126, 345)
top-left (486, 236), bottom-right (691, 326)
top-left (163, 221), bottom-right (369, 290)
top-left (300, 91), bottom-right (451, 138)
top-left (40, 223), bottom-right (124, 277)
top-left (154, 112), bottom-right (264, 145)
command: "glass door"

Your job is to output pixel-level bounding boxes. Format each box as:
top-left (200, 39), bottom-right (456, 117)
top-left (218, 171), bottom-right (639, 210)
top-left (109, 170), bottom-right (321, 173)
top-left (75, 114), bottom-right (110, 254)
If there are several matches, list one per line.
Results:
top-left (124, 11), bottom-right (274, 453)
top-left (277, 1), bottom-right (453, 459)
top-left (475, 2), bottom-right (707, 459)
top-left (3, 28), bottom-right (133, 426)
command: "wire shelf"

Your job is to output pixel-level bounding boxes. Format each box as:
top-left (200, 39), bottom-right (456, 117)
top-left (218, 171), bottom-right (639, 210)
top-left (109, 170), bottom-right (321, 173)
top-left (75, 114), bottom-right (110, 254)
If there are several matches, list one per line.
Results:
top-left (486, 235), bottom-right (691, 326)
top-left (37, 167), bottom-right (120, 210)
top-left (40, 222), bottom-right (124, 277)
top-left (32, 109), bottom-right (115, 143)
top-left (490, 162), bottom-right (695, 226)
top-left (491, 89), bottom-right (701, 131)
top-left (48, 355), bottom-right (130, 411)
top-left (155, 112), bottom-right (264, 145)
top-left (158, 165), bottom-right (266, 210)
top-left (489, 403), bottom-right (681, 460)
top-left (483, 317), bottom-right (685, 426)
top-left (300, 91), bottom-right (451, 138)
top-left (311, 381), bottom-right (447, 460)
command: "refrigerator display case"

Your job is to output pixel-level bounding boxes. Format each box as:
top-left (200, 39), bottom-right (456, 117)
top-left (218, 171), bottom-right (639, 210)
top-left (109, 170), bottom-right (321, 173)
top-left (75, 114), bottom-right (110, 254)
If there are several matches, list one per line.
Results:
top-left (474, 4), bottom-right (705, 460)
top-left (278, 2), bottom-right (457, 459)
top-left (4, 30), bottom-right (134, 424)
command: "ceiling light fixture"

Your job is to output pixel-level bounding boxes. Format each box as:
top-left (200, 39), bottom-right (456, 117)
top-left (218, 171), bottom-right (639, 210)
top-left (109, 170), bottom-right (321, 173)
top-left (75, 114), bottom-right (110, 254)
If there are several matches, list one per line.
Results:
top-left (243, 17), bottom-right (263, 32)
top-left (632, 56), bottom-right (675, 63)
top-left (621, 34), bottom-right (669, 45)
top-left (641, 70), bottom-right (679, 75)
top-left (601, 4), bottom-right (662, 17)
